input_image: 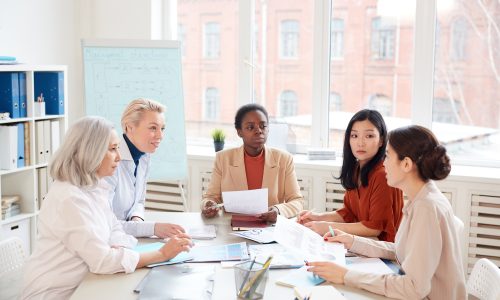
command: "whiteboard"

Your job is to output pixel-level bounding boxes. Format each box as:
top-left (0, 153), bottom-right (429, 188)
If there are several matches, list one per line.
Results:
top-left (82, 39), bottom-right (187, 180)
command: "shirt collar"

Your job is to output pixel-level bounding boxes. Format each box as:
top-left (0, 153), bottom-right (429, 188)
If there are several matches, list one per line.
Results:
top-left (123, 134), bottom-right (145, 162)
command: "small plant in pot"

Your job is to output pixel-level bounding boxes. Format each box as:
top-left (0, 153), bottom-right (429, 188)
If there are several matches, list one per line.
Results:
top-left (211, 128), bottom-right (225, 152)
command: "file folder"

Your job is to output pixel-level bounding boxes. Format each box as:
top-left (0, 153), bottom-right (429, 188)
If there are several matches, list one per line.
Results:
top-left (0, 125), bottom-right (18, 169)
top-left (35, 121), bottom-right (45, 164)
top-left (34, 72), bottom-right (64, 115)
top-left (37, 167), bottom-right (48, 209)
top-left (50, 120), bottom-right (60, 154)
top-left (18, 72), bottom-right (27, 118)
top-left (0, 72), bottom-right (20, 118)
top-left (43, 120), bottom-right (51, 162)
top-left (23, 122), bottom-right (30, 165)
top-left (17, 123), bottom-right (25, 168)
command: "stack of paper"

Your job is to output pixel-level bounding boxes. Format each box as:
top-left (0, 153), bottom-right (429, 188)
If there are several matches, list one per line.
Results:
top-left (307, 148), bottom-right (336, 160)
top-left (1, 195), bottom-right (21, 219)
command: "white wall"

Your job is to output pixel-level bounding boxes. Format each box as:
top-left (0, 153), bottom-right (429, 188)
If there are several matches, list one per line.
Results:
top-left (0, 0), bottom-right (153, 125)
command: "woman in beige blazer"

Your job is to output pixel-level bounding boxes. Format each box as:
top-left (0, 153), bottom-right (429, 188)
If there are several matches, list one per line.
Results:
top-left (201, 104), bottom-right (304, 220)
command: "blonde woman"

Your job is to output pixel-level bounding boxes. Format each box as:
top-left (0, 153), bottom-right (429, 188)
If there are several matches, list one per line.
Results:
top-left (106, 98), bottom-right (186, 238)
top-left (21, 117), bottom-right (192, 299)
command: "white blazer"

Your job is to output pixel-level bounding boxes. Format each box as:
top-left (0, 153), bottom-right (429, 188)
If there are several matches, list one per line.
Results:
top-left (104, 136), bottom-right (155, 237)
top-left (21, 180), bottom-right (139, 300)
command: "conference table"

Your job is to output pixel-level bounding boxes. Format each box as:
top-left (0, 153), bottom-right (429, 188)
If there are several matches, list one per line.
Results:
top-left (71, 212), bottom-right (392, 300)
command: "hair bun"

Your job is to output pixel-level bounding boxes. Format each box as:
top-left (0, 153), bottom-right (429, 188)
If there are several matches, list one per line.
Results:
top-left (419, 145), bottom-right (451, 180)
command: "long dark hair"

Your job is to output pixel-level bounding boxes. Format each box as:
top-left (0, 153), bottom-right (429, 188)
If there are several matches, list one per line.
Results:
top-left (338, 109), bottom-right (388, 190)
top-left (388, 125), bottom-right (451, 181)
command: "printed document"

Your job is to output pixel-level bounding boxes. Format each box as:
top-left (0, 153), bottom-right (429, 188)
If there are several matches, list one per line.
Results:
top-left (274, 215), bottom-right (346, 265)
top-left (222, 188), bottom-right (268, 214)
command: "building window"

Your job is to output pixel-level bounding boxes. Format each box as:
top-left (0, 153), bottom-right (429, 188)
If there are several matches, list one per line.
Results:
top-left (203, 22), bottom-right (220, 58)
top-left (279, 90), bottom-right (298, 117)
top-left (331, 19), bottom-right (344, 59)
top-left (433, 98), bottom-right (461, 124)
top-left (371, 17), bottom-right (395, 60)
top-left (450, 17), bottom-right (467, 61)
top-left (178, 23), bottom-right (186, 57)
top-left (280, 20), bottom-right (299, 58)
top-left (368, 94), bottom-right (392, 116)
top-left (204, 87), bottom-right (220, 120)
top-left (329, 92), bottom-right (342, 111)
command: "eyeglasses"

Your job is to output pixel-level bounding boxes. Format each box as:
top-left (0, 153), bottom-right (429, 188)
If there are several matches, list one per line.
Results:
top-left (243, 124), bottom-right (268, 132)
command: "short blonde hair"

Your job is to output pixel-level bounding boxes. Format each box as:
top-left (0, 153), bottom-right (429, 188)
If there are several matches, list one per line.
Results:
top-left (50, 116), bottom-right (114, 187)
top-left (121, 98), bottom-right (166, 133)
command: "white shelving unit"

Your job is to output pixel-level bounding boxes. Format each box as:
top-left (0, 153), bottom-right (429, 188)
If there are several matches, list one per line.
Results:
top-left (0, 65), bottom-right (68, 254)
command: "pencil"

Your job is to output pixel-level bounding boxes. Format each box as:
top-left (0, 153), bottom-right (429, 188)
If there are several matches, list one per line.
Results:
top-left (328, 225), bottom-right (335, 237)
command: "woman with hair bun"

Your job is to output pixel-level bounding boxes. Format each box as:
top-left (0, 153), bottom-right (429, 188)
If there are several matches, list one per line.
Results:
top-left (306, 125), bottom-right (466, 299)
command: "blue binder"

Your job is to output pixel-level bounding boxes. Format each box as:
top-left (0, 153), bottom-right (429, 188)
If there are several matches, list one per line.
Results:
top-left (34, 72), bottom-right (64, 115)
top-left (17, 123), bottom-right (25, 168)
top-left (0, 72), bottom-right (20, 118)
top-left (19, 73), bottom-right (27, 118)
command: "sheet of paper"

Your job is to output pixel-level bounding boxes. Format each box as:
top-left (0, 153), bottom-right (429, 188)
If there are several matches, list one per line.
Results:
top-left (273, 215), bottom-right (346, 266)
top-left (189, 242), bottom-right (250, 262)
top-left (230, 227), bottom-right (275, 244)
top-left (133, 242), bottom-right (194, 267)
top-left (346, 257), bottom-right (394, 274)
top-left (294, 286), bottom-right (347, 300)
top-left (249, 244), bottom-right (304, 269)
top-left (222, 188), bottom-right (268, 214)
top-left (188, 225), bottom-right (217, 239)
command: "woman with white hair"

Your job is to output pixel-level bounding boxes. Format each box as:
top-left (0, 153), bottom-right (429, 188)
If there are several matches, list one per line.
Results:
top-left (106, 98), bottom-right (187, 238)
top-left (21, 116), bottom-right (192, 300)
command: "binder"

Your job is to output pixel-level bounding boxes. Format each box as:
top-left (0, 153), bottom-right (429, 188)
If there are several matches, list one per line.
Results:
top-left (17, 123), bottom-right (25, 168)
top-left (35, 121), bottom-right (45, 164)
top-left (43, 120), bottom-right (51, 162)
top-left (0, 72), bottom-right (20, 118)
top-left (37, 167), bottom-right (48, 209)
top-left (0, 125), bottom-right (18, 169)
top-left (34, 72), bottom-right (64, 115)
top-left (24, 122), bottom-right (30, 165)
top-left (50, 120), bottom-right (60, 154)
top-left (18, 72), bottom-right (27, 118)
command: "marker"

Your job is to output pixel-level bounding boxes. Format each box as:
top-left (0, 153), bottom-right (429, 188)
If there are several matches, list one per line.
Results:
top-left (328, 225), bottom-right (335, 237)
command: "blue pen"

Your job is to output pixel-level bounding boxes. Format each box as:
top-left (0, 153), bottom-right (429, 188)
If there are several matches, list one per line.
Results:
top-left (328, 225), bottom-right (335, 237)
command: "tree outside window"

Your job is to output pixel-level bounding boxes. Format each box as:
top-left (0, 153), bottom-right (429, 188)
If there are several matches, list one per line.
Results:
top-left (280, 20), bottom-right (299, 58)
top-left (204, 22), bottom-right (220, 58)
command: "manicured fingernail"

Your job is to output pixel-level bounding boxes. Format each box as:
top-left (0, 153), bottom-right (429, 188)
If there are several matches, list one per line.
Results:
top-left (324, 237), bottom-right (327, 241)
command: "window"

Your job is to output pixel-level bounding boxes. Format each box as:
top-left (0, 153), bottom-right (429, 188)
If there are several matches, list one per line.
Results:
top-left (329, 92), bottom-right (342, 111)
top-left (204, 87), bottom-right (219, 121)
top-left (331, 19), bottom-right (344, 59)
top-left (279, 90), bottom-right (298, 117)
top-left (280, 20), bottom-right (299, 58)
top-left (371, 17), bottom-right (395, 60)
top-left (450, 17), bottom-right (467, 61)
top-left (368, 94), bottom-right (392, 117)
top-left (203, 22), bottom-right (220, 58)
top-left (178, 24), bottom-right (186, 57)
top-left (433, 98), bottom-right (460, 124)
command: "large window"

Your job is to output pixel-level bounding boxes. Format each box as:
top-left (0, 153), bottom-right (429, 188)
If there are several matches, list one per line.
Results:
top-left (203, 22), bottom-right (220, 59)
top-left (178, 23), bottom-right (186, 57)
top-left (171, 0), bottom-right (500, 166)
top-left (371, 17), bottom-right (395, 60)
top-left (331, 18), bottom-right (344, 59)
top-left (280, 20), bottom-right (299, 58)
top-left (204, 87), bottom-right (220, 121)
top-left (279, 90), bottom-right (298, 117)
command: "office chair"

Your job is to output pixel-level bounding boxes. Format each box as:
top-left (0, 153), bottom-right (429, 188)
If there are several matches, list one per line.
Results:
top-left (0, 237), bottom-right (26, 300)
top-left (467, 258), bottom-right (500, 300)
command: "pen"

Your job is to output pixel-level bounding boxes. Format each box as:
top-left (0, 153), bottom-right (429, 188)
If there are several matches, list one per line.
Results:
top-left (238, 257), bottom-right (256, 293)
top-left (213, 203), bottom-right (224, 208)
top-left (328, 225), bottom-right (335, 237)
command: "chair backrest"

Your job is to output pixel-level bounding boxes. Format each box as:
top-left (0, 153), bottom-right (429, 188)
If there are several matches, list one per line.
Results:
top-left (0, 237), bottom-right (26, 300)
top-left (467, 258), bottom-right (500, 300)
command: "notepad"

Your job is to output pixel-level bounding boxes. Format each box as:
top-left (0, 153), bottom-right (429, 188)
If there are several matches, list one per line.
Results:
top-left (275, 266), bottom-right (325, 288)
top-left (133, 242), bottom-right (193, 267)
top-left (294, 285), bottom-right (347, 300)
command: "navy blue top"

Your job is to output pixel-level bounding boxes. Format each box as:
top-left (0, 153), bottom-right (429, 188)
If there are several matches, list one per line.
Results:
top-left (123, 134), bottom-right (145, 177)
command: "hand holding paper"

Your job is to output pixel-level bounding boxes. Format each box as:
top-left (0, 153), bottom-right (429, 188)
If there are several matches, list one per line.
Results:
top-left (222, 188), bottom-right (268, 214)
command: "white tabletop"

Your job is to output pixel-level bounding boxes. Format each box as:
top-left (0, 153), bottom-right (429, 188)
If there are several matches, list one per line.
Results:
top-left (70, 211), bottom-right (391, 300)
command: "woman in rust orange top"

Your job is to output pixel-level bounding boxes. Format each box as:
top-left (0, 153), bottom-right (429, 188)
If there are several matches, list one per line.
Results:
top-left (298, 109), bottom-right (403, 242)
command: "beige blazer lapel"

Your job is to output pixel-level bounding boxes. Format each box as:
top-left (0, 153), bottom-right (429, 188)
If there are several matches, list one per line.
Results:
top-left (262, 146), bottom-right (279, 191)
top-left (227, 146), bottom-right (248, 190)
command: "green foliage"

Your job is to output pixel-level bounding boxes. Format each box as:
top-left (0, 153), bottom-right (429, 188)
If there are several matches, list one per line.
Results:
top-left (211, 128), bottom-right (225, 142)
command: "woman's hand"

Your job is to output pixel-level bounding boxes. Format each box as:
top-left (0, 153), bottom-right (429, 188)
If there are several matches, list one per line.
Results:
top-left (323, 228), bottom-right (354, 249)
top-left (201, 200), bottom-right (220, 218)
top-left (303, 221), bottom-right (331, 235)
top-left (159, 233), bottom-right (193, 260)
top-left (297, 210), bottom-right (322, 224)
top-left (154, 223), bottom-right (186, 238)
top-left (306, 261), bottom-right (347, 284)
top-left (258, 208), bottom-right (278, 223)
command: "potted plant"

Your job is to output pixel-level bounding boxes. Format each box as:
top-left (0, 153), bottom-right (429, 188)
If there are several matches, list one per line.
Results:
top-left (211, 128), bottom-right (225, 152)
